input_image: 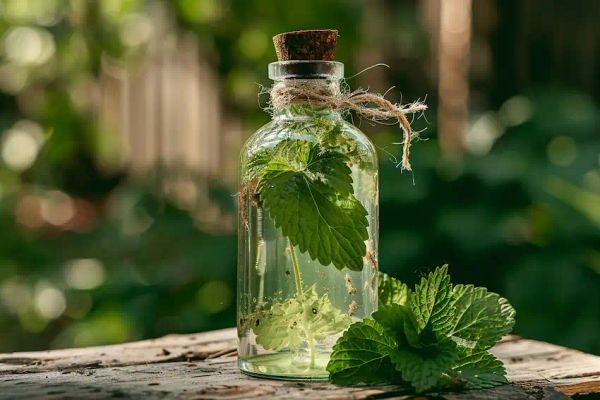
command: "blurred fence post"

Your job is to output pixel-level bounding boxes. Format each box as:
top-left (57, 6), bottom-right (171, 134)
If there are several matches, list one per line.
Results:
top-left (428, 0), bottom-right (472, 155)
top-left (101, 34), bottom-right (223, 177)
top-left (99, 23), bottom-right (239, 232)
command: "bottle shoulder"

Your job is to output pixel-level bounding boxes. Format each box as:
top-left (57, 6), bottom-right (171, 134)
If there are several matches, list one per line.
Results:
top-left (241, 120), bottom-right (284, 155)
top-left (241, 117), bottom-right (378, 168)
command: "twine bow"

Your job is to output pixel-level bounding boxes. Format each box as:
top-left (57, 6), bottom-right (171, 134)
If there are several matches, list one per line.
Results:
top-left (270, 80), bottom-right (428, 170)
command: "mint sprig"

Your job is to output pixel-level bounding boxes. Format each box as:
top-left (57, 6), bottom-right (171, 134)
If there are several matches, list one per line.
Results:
top-left (327, 265), bottom-right (516, 393)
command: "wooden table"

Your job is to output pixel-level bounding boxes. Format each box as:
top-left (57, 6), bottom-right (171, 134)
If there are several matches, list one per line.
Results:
top-left (0, 328), bottom-right (599, 399)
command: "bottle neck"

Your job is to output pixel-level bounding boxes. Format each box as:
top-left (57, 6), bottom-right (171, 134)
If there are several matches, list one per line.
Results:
top-left (271, 78), bottom-right (342, 121)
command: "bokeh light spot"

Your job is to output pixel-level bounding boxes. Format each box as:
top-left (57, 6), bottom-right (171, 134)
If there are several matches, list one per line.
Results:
top-left (1, 120), bottom-right (45, 172)
top-left (197, 280), bottom-right (231, 313)
top-left (498, 96), bottom-right (532, 127)
top-left (14, 194), bottom-right (44, 228)
top-left (64, 258), bottom-right (106, 290)
top-left (3, 26), bottom-right (55, 65)
top-left (547, 136), bottom-right (577, 167)
top-left (0, 279), bottom-right (33, 315)
top-left (41, 190), bottom-right (75, 226)
top-left (120, 13), bottom-right (153, 47)
top-left (0, 63), bottom-right (28, 93)
top-left (466, 112), bottom-right (503, 155)
top-left (177, 0), bottom-right (226, 23)
top-left (238, 29), bottom-right (268, 60)
top-left (34, 285), bottom-right (66, 320)
top-left (2, 0), bottom-right (61, 26)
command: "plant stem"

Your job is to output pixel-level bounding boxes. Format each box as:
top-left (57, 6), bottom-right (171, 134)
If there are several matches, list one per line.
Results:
top-left (289, 243), bottom-right (303, 298)
top-left (306, 328), bottom-right (316, 368)
top-left (289, 242), bottom-right (316, 368)
top-left (256, 209), bottom-right (265, 306)
top-left (255, 240), bottom-right (264, 306)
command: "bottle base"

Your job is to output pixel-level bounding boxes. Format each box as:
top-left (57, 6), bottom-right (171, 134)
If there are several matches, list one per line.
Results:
top-left (238, 352), bottom-right (330, 381)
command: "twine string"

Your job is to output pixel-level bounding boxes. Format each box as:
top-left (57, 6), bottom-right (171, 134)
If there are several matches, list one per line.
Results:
top-left (270, 80), bottom-right (428, 170)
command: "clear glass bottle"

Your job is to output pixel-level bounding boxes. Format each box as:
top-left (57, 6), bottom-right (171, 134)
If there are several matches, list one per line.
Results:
top-left (237, 60), bottom-right (378, 380)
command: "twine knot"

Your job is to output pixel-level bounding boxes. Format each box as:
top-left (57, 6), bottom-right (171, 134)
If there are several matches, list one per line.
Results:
top-left (270, 80), bottom-right (428, 170)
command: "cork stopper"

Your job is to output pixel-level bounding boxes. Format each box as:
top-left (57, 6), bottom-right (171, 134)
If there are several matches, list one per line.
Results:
top-left (273, 30), bottom-right (338, 61)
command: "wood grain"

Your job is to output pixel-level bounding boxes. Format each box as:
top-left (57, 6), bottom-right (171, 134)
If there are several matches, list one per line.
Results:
top-left (0, 328), bottom-right (598, 399)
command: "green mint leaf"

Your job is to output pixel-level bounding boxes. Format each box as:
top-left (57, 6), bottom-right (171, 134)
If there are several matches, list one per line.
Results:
top-left (257, 139), bottom-right (369, 270)
top-left (259, 138), bottom-right (353, 196)
top-left (315, 121), bottom-right (372, 169)
top-left (253, 292), bottom-right (304, 351)
top-left (316, 121), bottom-right (343, 147)
top-left (389, 339), bottom-right (459, 393)
top-left (253, 285), bottom-right (351, 351)
top-left (448, 284), bottom-right (516, 350)
top-left (306, 142), bottom-right (354, 196)
top-left (451, 351), bottom-right (508, 389)
top-left (302, 286), bottom-right (353, 341)
top-left (372, 304), bottom-right (420, 347)
top-left (245, 148), bottom-right (273, 181)
top-left (329, 265), bottom-right (515, 393)
top-left (372, 304), bottom-right (409, 337)
top-left (410, 265), bottom-right (454, 334)
top-left (378, 272), bottom-right (410, 306)
top-left (499, 296), bottom-right (517, 330)
top-left (327, 319), bottom-right (397, 385)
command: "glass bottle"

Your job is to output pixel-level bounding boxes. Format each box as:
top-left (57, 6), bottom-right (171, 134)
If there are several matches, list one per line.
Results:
top-left (237, 60), bottom-right (378, 380)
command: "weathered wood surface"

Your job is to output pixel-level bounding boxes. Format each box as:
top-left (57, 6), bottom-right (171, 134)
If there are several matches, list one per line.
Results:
top-left (0, 328), bottom-right (598, 399)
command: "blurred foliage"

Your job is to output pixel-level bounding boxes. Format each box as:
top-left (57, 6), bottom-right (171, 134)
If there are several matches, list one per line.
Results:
top-left (377, 88), bottom-right (600, 354)
top-left (0, 0), bottom-right (599, 356)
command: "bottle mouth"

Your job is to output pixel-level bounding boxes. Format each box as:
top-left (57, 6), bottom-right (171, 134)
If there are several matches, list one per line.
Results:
top-left (268, 61), bottom-right (344, 80)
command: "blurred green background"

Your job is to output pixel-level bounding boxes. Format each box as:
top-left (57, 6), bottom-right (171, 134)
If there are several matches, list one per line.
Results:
top-left (0, 0), bottom-right (599, 354)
